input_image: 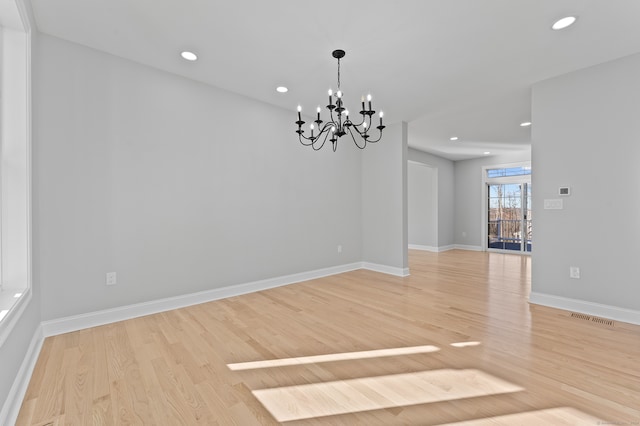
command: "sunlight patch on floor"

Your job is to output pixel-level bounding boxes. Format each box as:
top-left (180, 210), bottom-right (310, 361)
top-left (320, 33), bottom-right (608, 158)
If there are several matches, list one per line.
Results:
top-left (437, 407), bottom-right (602, 425)
top-left (252, 369), bottom-right (523, 422)
top-left (450, 341), bottom-right (482, 348)
top-left (227, 344), bottom-right (440, 370)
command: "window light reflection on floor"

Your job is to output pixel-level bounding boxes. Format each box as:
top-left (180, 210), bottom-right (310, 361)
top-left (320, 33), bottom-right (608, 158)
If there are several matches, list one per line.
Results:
top-left (252, 369), bottom-right (524, 422)
top-left (227, 344), bottom-right (441, 371)
top-left (450, 341), bottom-right (482, 348)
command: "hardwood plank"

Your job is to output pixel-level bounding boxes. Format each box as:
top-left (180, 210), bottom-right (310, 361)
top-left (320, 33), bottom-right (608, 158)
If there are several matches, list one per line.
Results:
top-left (15, 250), bottom-right (640, 425)
top-left (25, 335), bottom-right (68, 424)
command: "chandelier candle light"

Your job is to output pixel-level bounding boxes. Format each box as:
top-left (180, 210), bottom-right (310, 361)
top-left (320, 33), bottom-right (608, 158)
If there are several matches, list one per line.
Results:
top-left (296, 49), bottom-right (385, 151)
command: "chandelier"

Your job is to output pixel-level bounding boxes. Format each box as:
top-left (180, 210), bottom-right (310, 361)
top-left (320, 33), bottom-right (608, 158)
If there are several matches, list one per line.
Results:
top-left (295, 49), bottom-right (385, 152)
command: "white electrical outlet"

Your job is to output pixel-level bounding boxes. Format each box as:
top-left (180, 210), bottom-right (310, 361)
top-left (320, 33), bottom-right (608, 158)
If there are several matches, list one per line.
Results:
top-left (337, 245), bottom-right (343, 253)
top-left (569, 267), bottom-right (580, 279)
top-left (106, 272), bottom-right (117, 285)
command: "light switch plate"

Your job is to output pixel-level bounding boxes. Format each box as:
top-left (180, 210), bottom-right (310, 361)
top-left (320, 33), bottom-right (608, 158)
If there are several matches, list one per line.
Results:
top-left (544, 199), bottom-right (563, 209)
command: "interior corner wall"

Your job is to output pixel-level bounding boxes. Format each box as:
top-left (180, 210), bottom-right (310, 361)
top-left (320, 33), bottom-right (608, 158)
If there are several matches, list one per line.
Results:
top-left (34, 34), bottom-right (363, 321)
top-left (453, 151), bottom-right (530, 249)
top-left (361, 121), bottom-right (408, 271)
top-left (407, 148), bottom-right (455, 248)
top-left (531, 52), bottom-right (640, 316)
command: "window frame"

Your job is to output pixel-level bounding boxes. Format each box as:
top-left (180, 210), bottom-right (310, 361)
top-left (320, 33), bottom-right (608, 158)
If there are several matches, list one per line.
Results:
top-left (481, 161), bottom-right (532, 254)
top-left (0, 1), bottom-right (33, 347)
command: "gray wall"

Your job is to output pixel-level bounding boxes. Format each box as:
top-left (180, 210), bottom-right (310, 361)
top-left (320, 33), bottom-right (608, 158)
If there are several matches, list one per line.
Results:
top-left (407, 148), bottom-right (455, 247)
top-left (408, 162), bottom-right (437, 247)
top-left (454, 152), bottom-right (530, 248)
top-left (362, 122), bottom-right (408, 270)
top-left (532, 52), bottom-right (640, 312)
top-left (34, 34), bottom-right (364, 321)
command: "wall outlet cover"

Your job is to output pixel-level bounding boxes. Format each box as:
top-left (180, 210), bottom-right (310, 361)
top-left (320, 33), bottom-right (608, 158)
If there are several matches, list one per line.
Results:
top-left (569, 266), bottom-right (580, 279)
top-left (106, 272), bottom-right (117, 285)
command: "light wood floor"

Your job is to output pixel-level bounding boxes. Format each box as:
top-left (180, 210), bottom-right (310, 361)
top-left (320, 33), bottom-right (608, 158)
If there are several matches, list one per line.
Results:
top-left (16, 250), bottom-right (640, 425)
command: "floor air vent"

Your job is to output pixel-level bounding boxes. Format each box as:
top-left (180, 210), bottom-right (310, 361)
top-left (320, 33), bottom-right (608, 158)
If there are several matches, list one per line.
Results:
top-left (570, 313), bottom-right (591, 321)
top-left (591, 317), bottom-right (615, 326)
top-left (570, 312), bottom-right (615, 327)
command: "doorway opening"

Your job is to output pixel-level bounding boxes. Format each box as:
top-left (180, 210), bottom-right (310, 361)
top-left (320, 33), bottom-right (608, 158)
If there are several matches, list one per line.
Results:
top-left (484, 164), bottom-right (531, 253)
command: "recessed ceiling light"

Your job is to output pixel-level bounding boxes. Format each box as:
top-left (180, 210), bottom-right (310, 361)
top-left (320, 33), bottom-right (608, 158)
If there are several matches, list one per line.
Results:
top-left (520, 121), bottom-right (532, 127)
top-left (13, 293), bottom-right (22, 298)
top-left (552, 16), bottom-right (577, 31)
top-left (276, 86), bottom-right (288, 93)
top-left (180, 51), bottom-right (198, 61)
top-left (484, 151), bottom-right (491, 155)
top-left (450, 136), bottom-right (459, 141)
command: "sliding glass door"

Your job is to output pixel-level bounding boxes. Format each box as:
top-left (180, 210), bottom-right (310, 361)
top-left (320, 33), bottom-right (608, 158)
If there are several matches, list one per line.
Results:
top-left (487, 182), bottom-right (531, 252)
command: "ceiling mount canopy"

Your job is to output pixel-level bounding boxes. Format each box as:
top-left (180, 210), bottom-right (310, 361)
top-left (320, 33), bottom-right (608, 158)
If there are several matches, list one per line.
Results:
top-left (296, 49), bottom-right (385, 152)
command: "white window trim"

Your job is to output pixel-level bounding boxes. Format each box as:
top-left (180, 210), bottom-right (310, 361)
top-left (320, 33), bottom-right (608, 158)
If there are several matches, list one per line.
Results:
top-left (0, 0), bottom-right (33, 347)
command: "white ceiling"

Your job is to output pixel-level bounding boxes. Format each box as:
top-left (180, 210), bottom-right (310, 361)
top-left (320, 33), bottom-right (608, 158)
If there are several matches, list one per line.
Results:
top-left (29, 0), bottom-right (640, 160)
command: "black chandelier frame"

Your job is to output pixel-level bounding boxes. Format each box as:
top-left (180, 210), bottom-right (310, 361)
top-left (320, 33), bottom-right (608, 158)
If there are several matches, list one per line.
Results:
top-left (295, 49), bottom-right (385, 152)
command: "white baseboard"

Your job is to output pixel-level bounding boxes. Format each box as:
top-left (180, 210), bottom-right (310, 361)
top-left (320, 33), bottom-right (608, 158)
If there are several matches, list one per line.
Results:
top-left (41, 261), bottom-right (412, 338)
top-left (361, 262), bottom-right (410, 277)
top-left (454, 244), bottom-right (483, 252)
top-left (408, 244), bottom-right (457, 253)
top-left (0, 325), bottom-right (44, 426)
top-left (42, 262), bottom-right (365, 337)
top-left (529, 292), bottom-right (640, 326)
top-left (408, 244), bottom-right (438, 252)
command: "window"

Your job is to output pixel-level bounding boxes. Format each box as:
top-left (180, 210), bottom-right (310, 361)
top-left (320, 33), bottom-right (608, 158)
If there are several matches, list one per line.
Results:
top-left (486, 166), bottom-right (531, 179)
top-left (0, 6), bottom-right (32, 346)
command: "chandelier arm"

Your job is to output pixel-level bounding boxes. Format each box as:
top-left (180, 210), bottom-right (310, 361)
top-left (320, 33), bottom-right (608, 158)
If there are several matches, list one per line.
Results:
top-left (321, 119), bottom-right (340, 151)
top-left (363, 128), bottom-right (384, 144)
top-left (298, 132), bottom-right (314, 146)
top-left (346, 120), bottom-right (365, 136)
top-left (320, 121), bottom-right (336, 133)
top-left (348, 112), bottom-right (368, 128)
top-left (346, 126), bottom-right (367, 150)
top-left (311, 128), bottom-right (331, 151)
top-left (346, 120), bottom-right (373, 143)
top-left (298, 127), bottom-right (320, 144)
